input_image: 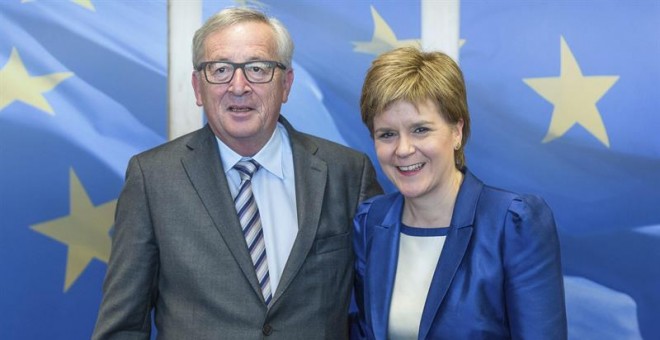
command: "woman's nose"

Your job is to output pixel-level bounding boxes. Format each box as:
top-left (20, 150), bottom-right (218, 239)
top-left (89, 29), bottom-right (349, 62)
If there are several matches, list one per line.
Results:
top-left (395, 135), bottom-right (415, 157)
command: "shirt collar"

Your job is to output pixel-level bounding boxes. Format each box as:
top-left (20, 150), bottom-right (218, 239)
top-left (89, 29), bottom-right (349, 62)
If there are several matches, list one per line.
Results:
top-left (217, 122), bottom-right (285, 180)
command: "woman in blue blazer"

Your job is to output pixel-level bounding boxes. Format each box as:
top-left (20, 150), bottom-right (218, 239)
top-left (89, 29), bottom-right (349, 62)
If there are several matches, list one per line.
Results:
top-left (352, 47), bottom-right (567, 339)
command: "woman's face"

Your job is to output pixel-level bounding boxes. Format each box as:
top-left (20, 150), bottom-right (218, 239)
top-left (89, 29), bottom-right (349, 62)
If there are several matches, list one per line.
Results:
top-left (373, 98), bottom-right (463, 200)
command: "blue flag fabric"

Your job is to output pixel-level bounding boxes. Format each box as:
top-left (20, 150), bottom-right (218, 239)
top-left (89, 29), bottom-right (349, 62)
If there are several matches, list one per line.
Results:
top-left (3, 1), bottom-right (658, 339)
top-left (461, 2), bottom-right (660, 339)
top-left (0, 2), bottom-right (166, 339)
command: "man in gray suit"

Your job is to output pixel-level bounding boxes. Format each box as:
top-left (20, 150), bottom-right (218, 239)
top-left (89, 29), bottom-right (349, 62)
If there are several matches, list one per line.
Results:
top-left (92, 7), bottom-right (382, 340)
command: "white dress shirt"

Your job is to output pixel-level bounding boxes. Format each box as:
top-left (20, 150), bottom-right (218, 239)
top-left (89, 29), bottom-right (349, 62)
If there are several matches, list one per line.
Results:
top-left (217, 122), bottom-right (298, 295)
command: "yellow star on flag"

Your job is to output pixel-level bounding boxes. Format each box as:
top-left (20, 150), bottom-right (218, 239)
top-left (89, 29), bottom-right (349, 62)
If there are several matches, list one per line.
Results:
top-left (523, 36), bottom-right (619, 147)
top-left (353, 6), bottom-right (421, 56)
top-left (0, 48), bottom-right (73, 115)
top-left (31, 168), bottom-right (115, 292)
top-left (71, 0), bottom-right (95, 11)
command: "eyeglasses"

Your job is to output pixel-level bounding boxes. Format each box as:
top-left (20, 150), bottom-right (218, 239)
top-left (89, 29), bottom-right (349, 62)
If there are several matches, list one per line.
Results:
top-left (196, 60), bottom-right (287, 84)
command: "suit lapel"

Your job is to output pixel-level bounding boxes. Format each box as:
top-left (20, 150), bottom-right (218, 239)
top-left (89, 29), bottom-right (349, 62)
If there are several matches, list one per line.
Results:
top-left (180, 126), bottom-right (265, 301)
top-left (368, 195), bottom-right (404, 340)
top-left (418, 170), bottom-right (483, 340)
top-left (418, 226), bottom-right (472, 339)
top-left (270, 118), bottom-right (327, 305)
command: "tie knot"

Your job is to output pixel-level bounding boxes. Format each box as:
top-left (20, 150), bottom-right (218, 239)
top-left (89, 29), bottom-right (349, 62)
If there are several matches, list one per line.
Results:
top-left (234, 158), bottom-right (260, 181)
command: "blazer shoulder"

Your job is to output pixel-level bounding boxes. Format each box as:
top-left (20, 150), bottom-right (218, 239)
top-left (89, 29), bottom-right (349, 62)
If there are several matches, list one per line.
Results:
top-left (476, 183), bottom-right (558, 244)
top-left (479, 184), bottom-right (554, 222)
top-left (281, 116), bottom-right (371, 168)
top-left (300, 131), bottom-right (368, 159)
top-left (132, 127), bottom-right (209, 162)
top-left (355, 192), bottom-right (401, 234)
top-left (356, 192), bottom-right (397, 219)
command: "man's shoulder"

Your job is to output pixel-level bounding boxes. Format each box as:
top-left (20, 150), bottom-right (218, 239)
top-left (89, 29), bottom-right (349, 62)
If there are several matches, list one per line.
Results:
top-left (133, 126), bottom-right (208, 162)
top-left (308, 133), bottom-right (360, 153)
top-left (280, 116), bottom-right (366, 159)
top-left (292, 129), bottom-right (366, 159)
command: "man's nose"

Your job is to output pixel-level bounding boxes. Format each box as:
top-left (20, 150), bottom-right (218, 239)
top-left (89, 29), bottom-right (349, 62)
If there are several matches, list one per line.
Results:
top-left (228, 68), bottom-right (251, 95)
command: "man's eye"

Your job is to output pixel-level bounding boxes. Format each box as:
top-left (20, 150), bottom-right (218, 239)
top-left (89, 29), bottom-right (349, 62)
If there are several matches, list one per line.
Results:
top-left (249, 66), bottom-right (265, 73)
top-left (212, 66), bottom-right (229, 74)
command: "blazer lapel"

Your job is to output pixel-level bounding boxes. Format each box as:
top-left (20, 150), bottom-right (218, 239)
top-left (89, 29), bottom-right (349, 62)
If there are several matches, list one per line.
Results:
top-left (270, 118), bottom-right (327, 305)
top-left (367, 195), bottom-right (404, 340)
top-left (418, 170), bottom-right (482, 340)
top-left (180, 126), bottom-right (265, 301)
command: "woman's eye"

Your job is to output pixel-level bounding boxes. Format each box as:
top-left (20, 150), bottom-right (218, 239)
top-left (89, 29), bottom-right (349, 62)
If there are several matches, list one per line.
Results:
top-left (413, 127), bottom-right (429, 134)
top-left (377, 131), bottom-right (395, 139)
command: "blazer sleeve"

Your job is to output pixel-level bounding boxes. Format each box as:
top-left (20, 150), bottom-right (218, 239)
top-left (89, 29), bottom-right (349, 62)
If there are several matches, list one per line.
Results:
top-left (503, 194), bottom-right (567, 340)
top-left (350, 200), bottom-right (374, 340)
top-left (92, 156), bottom-right (159, 340)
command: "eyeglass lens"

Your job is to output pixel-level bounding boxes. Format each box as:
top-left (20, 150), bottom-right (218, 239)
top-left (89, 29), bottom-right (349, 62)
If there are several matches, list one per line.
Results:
top-left (205, 61), bottom-right (276, 84)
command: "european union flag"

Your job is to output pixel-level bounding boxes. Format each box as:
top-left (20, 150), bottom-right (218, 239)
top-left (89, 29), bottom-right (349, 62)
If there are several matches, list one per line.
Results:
top-left (0, 2), bottom-right (166, 339)
top-left (461, 2), bottom-right (660, 339)
top-left (4, 1), bottom-right (657, 339)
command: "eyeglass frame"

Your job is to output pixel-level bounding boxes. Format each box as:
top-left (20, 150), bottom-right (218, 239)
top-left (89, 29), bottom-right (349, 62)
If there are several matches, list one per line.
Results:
top-left (196, 60), bottom-right (287, 84)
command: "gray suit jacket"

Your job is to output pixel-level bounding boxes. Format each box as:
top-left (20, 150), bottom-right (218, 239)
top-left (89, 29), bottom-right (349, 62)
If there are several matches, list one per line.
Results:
top-left (92, 117), bottom-right (382, 340)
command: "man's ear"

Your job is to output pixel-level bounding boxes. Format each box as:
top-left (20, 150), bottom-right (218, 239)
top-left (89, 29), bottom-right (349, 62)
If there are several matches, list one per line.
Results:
top-left (281, 68), bottom-right (294, 103)
top-left (192, 71), bottom-right (204, 107)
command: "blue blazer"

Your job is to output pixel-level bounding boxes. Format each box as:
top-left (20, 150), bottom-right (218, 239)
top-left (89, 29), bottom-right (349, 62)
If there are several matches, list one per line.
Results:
top-left (352, 170), bottom-right (567, 339)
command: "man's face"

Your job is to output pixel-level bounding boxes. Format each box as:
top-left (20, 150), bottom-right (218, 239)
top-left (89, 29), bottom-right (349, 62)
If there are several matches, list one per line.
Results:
top-left (192, 21), bottom-right (293, 156)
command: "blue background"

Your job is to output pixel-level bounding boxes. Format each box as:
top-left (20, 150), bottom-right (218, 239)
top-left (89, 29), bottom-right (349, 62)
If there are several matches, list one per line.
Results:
top-left (1, 1), bottom-right (658, 339)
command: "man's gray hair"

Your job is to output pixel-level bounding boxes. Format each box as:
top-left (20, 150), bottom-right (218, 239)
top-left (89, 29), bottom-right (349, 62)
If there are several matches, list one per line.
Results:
top-left (192, 7), bottom-right (294, 69)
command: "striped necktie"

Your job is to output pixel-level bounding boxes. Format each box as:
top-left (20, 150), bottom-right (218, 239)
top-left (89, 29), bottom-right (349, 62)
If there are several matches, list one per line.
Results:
top-left (233, 159), bottom-right (272, 306)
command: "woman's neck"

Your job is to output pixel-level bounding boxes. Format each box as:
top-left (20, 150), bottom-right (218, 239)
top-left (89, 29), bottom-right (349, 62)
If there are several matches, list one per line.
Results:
top-left (402, 170), bottom-right (463, 228)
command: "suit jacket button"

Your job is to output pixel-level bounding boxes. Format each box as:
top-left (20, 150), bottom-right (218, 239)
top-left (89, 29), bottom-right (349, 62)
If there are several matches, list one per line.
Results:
top-left (262, 324), bottom-right (273, 336)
